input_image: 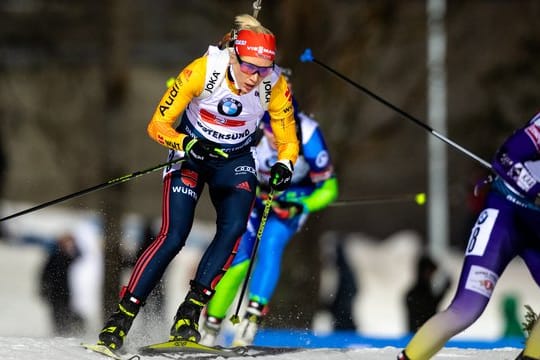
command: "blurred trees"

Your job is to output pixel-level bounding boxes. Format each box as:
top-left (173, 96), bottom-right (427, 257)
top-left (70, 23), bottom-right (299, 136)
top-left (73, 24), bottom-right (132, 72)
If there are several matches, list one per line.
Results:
top-left (99, 0), bottom-right (133, 317)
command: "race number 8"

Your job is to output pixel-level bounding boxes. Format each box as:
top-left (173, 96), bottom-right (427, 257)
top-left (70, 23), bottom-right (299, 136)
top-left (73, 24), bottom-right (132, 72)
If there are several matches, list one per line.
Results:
top-left (465, 208), bottom-right (499, 257)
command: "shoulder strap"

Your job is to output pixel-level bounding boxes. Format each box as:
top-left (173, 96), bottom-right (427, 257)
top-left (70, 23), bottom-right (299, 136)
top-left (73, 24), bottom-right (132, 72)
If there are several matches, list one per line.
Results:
top-left (198, 45), bottom-right (230, 99)
top-left (257, 65), bottom-right (282, 111)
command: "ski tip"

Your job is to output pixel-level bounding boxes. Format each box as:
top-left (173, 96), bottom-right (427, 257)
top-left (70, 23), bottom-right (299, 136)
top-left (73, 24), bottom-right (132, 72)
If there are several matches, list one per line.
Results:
top-left (81, 342), bottom-right (99, 350)
top-left (81, 342), bottom-right (124, 360)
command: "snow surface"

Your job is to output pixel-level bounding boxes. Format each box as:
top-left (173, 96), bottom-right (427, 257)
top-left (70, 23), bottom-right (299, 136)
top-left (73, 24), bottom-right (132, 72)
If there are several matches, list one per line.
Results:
top-left (0, 336), bottom-right (524, 360)
top-left (0, 202), bottom-right (533, 359)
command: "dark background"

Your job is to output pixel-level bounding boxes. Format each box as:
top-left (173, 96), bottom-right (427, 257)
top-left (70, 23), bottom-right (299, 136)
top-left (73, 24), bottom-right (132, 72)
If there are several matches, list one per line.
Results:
top-left (1, 0), bottom-right (539, 327)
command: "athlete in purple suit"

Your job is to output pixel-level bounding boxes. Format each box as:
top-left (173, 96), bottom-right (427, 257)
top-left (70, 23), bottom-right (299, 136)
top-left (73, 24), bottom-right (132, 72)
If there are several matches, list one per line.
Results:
top-left (398, 112), bottom-right (540, 360)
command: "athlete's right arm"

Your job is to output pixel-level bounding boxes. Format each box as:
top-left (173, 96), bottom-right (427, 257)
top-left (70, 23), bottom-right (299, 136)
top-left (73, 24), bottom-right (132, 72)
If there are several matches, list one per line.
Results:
top-left (147, 56), bottom-right (207, 151)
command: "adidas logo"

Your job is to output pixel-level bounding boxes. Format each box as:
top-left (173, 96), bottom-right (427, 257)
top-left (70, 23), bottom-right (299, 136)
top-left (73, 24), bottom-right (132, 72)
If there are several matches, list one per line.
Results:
top-left (236, 181), bottom-right (252, 192)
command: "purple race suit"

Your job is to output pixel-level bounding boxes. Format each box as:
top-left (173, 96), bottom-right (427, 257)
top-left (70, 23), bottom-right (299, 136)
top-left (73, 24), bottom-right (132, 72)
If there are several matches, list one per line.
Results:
top-left (402, 112), bottom-right (540, 359)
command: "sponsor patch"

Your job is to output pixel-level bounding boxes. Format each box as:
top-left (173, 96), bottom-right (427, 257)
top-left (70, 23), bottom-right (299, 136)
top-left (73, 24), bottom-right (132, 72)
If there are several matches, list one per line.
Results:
top-left (182, 69), bottom-right (192, 80)
top-left (284, 86), bottom-right (292, 101)
top-left (172, 185), bottom-right (198, 200)
top-left (315, 150), bottom-right (329, 168)
top-left (200, 108), bottom-right (245, 127)
top-left (181, 169), bottom-right (198, 188)
top-left (465, 265), bottom-right (498, 298)
top-left (234, 165), bottom-right (256, 175)
top-left (197, 120), bottom-right (250, 141)
top-left (236, 181), bottom-right (252, 192)
top-left (525, 124), bottom-right (540, 152)
top-left (516, 164), bottom-right (536, 191)
top-left (217, 98), bottom-right (243, 117)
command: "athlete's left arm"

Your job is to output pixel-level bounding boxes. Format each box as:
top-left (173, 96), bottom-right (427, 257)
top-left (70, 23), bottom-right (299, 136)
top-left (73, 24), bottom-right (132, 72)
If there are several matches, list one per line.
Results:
top-left (267, 76), bottom-right (299, 165)
top-left (492, 113), bottom-right (540, 199)
top-left (301, 177), bottom-right (338, 213)
top-left (493, 115), bottom-right (540, 164)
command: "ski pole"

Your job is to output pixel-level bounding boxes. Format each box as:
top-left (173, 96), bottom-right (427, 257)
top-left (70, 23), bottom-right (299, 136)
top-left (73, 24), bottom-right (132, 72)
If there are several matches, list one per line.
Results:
top-left (230, 188), bottom-right (275, 324)
top-left (252, 0), bottom-right (263, 18)
top-left (331, 192), bottom-right (427, 207)
top-left (299, 48), bottom-right (492, 170)
top-left (1, 157), bottom-right (185, 222)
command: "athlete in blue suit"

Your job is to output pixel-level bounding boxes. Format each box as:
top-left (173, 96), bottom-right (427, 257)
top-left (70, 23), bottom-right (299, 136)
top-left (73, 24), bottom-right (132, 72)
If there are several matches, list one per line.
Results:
top-left (200, 70), bottom-right (339, 346)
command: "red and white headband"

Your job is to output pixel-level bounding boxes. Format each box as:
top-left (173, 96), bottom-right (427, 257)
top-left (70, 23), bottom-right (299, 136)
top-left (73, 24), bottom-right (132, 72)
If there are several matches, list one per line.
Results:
top-left (234, 29), bottom-right (276, 61)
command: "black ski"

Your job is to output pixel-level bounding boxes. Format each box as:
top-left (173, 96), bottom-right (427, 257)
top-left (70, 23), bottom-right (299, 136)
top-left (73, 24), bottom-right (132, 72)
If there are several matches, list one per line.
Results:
top-left (138, 339), bottom-right (246, 358)
top-left (138, 340), bottom-right (303, 358)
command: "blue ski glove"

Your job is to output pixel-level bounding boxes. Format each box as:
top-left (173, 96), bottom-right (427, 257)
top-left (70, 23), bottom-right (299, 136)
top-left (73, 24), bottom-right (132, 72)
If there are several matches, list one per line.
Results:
top-left (270, 160), bottom-right (293, 191)
top-left (183, 136), bottom-right (228, 163)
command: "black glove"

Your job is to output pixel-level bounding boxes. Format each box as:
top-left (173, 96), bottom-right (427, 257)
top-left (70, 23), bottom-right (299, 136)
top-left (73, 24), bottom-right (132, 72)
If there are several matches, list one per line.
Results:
top-left (270, 160), bottom-right (293, 191)
top-left (182, 136), bottom-right (228, 163)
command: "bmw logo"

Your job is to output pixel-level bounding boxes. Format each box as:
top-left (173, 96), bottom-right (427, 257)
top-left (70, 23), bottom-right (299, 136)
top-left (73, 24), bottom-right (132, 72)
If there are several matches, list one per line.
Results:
top-left (218, 98), bottom-right (243, 116)
top-left (477, 210), bottom-right (488, 224)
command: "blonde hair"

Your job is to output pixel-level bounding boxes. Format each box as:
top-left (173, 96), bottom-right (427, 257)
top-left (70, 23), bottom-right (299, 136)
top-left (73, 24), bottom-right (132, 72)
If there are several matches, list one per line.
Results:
top-left (233, 14), bottom-right (273, 35)
top-left (219, 14), bottom-right (274, 50)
